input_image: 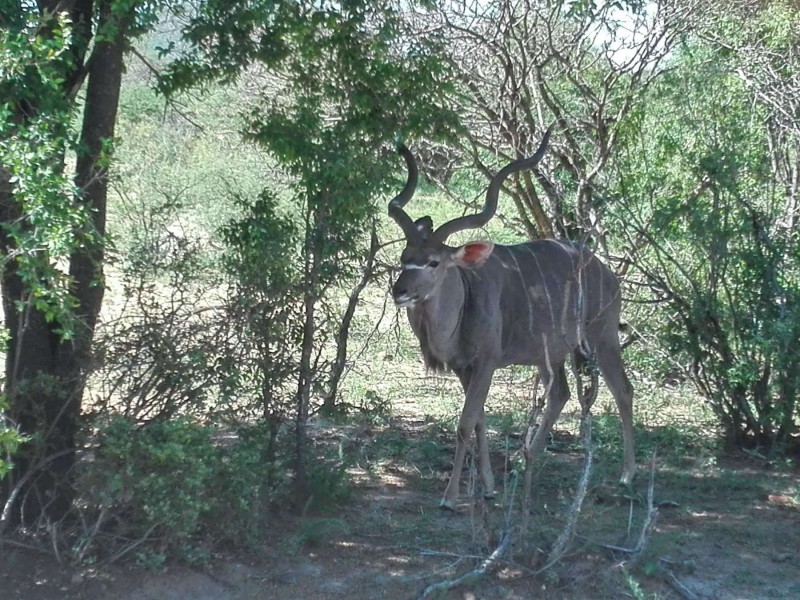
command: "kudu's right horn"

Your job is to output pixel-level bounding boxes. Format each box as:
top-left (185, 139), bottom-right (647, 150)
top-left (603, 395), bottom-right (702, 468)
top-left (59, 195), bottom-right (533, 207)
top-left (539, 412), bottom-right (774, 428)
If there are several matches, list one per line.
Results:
top-left (431, 126), bottom-right (553, 245)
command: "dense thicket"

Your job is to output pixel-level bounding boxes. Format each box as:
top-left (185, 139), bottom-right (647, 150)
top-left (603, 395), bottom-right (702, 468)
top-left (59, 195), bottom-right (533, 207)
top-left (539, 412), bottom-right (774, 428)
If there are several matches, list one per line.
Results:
top-left (413, 0), bottom-right (800, 450)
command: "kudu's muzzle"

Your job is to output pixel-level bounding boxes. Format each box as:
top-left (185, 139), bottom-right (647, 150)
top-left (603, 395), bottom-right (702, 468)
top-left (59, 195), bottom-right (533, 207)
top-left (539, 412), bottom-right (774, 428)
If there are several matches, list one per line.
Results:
top-left (391, 273), bottom-right (417, 307)
top-left (393, 262), bottom-right (434, 307)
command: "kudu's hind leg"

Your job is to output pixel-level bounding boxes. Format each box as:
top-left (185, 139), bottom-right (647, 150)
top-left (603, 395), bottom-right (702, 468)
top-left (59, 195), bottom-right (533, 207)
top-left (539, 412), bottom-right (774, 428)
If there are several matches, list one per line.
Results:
top-left (573, 351), bottom-right (599, 408)
top-left (442, 366), bottom-right (495, 510)
top-left (474, 406), bottom-right (496, 499)
top-left (524, 364), bottom-right (570, 470)
top-left (597, 344), bottom-right (636, 485)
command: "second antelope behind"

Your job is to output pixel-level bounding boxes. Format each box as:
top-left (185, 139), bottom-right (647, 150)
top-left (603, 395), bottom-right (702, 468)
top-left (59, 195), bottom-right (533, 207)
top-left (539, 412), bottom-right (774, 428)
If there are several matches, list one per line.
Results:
top-left (388, 130), bottom-right (636, 510)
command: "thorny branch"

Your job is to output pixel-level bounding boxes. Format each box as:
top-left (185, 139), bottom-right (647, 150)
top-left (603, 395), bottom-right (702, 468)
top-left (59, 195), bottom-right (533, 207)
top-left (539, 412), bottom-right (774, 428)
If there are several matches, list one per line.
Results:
top-left (414, 1), bottom-right (698, 240)
top-left (537, 405), bottom-right (593, 573)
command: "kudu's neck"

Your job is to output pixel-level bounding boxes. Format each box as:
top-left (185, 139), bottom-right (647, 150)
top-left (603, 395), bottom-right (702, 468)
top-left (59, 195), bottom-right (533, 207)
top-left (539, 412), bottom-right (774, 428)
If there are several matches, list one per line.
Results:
top-left (411, 266), bottom-right (466, 353)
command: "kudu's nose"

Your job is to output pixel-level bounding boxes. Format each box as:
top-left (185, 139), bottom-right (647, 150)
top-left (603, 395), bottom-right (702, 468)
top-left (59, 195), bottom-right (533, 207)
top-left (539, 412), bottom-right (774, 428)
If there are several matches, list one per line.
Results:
top-left (392, 281), bottom-right (407, 300)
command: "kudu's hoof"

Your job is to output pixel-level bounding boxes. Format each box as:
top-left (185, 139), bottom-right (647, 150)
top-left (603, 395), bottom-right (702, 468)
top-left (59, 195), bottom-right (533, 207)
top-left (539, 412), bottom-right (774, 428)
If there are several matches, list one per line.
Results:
top-left (617, 477), bottom-right (634, 491)
top-left (438, 499), bottom-right (458, 512)
top-left (483, 490), bottom-right (498, 501)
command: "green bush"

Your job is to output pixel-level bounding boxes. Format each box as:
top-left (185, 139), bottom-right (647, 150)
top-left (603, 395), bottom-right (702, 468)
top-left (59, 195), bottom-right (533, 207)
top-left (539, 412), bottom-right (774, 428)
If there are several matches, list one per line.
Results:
top-left (207, 423), bottom-right (288, 547)
top-left (302, 453), bottom-right (354, 514)
top-left (0, 395), bottom-right (26, 481)
top-left (80, 416), bottom-right (351, 564)
top-left (88, 417), bottom-right (219, 559)
top-left (83, 418), bottom-right (271, 562)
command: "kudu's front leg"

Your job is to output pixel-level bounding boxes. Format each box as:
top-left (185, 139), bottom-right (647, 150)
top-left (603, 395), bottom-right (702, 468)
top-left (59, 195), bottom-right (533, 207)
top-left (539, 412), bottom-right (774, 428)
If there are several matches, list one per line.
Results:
top-left (474, 405), bottom-right (495, 499)
top-left (441, 367), bottom-right (495, 510)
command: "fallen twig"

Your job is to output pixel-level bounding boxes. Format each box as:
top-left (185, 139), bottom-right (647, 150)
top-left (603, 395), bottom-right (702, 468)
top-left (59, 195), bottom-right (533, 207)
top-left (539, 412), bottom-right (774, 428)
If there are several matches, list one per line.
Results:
top-left (418, 546), bottom-right (539, 578)
top-left (101, 522), bottom-right (160, 566)
top-left (408, 557), bottom-right (466, 583)
top-left (0, 537), bottom-right (52, 554)
top-left (594, 540), bottom-right (638, 554)
top-left (664, 568), bottom-right (702, 600)
top-left (418, 531), bottom-right (512, 600)
top-left (419, 549), bottom-right (488, 561)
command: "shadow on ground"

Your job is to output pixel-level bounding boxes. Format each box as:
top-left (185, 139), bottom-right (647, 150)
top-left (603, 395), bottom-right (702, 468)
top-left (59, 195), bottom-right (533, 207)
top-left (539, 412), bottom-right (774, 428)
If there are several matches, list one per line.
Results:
top-left (2, 413), bottom-right (799, 599)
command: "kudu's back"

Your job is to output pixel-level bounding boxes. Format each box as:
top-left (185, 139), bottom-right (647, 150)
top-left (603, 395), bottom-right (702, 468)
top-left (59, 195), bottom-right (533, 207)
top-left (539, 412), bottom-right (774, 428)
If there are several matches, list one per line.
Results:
top-left (471, 239), bottom-right (622, 370)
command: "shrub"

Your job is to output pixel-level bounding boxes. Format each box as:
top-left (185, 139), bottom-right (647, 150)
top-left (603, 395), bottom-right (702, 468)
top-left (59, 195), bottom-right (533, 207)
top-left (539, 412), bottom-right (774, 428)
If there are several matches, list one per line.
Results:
top-left (78, 416), bottom-right (351, 564)
top-left (302, 454), bottom-right (353, 514)
top-left (206, 423), bottom-right (289, 548)
top-left (0, 395), bottom-right (26, 481)
top-left (610, 39), bottom-right (800, 451)
top-left (86, 417), bottom-right (219, 560)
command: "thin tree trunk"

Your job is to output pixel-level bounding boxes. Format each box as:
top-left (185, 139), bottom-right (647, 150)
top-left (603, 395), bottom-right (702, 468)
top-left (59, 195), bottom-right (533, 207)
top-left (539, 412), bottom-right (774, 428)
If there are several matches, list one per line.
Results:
top-left (321, 226), bottom-right (379, 414)
top-left (293, 202), bottom-right (323, 509)
top-left (62, 0), bottom-right (127, 373)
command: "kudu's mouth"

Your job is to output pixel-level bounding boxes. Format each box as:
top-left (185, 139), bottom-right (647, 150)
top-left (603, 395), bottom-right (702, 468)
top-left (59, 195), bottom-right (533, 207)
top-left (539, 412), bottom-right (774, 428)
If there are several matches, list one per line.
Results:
top-left (393, 293), bottom-right (419, 308)
top-left (392, 277), bottom-right (422, 308)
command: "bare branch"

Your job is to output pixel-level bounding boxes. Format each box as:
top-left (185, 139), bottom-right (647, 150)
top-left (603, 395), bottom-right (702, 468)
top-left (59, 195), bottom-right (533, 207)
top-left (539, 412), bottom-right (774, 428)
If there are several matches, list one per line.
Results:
top-left (418, 531), bottom-right (513, 600)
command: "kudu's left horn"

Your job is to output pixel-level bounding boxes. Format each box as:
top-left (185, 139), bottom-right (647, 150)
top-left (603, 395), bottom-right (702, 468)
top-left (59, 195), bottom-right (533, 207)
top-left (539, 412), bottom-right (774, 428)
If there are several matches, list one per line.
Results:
top-left (388, 144), bottom-right (421, 242)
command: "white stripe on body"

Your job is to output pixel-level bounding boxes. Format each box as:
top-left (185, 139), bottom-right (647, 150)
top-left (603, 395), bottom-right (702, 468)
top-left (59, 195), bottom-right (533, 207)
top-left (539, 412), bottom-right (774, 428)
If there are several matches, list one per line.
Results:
top-left (524, 245), bottom-right (556, 329)
top-left (505, 247), bottom-right (536, 333)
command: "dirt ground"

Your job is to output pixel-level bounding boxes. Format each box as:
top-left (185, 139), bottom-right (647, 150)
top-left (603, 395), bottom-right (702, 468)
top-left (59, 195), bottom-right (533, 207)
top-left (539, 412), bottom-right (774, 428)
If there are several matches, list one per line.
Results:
top-left (2, 414), bottom-right (800, 600)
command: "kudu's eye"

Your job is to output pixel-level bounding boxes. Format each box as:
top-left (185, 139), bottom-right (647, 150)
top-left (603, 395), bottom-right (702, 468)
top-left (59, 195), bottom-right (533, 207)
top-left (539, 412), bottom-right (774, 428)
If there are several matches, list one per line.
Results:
top-left (428, 260), bottom-right (440, 268)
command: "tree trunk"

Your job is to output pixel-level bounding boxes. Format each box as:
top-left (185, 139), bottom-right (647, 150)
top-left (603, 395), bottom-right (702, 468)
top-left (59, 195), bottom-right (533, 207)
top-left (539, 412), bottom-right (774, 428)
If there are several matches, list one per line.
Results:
top-left (321, 227), bottom-right (379, 414)
top-left (292, 202), bottom-right (323, 509)
top-left (1, 1), bottom-right (127, 525)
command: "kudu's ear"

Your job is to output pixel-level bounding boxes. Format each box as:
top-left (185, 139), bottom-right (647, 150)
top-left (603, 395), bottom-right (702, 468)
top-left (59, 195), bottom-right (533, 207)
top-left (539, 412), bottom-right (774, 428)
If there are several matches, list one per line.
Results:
top-left (452, 241), bottom-right (495, 268)
top-left (415, 216), bottom-right (434, 239)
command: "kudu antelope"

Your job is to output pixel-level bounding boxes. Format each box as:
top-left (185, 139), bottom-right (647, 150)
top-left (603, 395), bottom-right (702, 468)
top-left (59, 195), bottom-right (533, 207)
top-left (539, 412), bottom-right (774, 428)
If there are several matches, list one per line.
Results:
top-left (388, 131), bottom-right (635, 510)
